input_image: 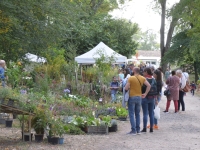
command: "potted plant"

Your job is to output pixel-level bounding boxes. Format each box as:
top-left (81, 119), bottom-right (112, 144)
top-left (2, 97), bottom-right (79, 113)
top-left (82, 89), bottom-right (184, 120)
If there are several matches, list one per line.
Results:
top-left (48, 118), bottom-right (60, 145)
top-left (5, 113), bottom-right (13, 128)
top-left (109, 119), bottom-right (118, 132)
top-left (72, 116), bottom-right (87, 133)
top-left (87, 117), bottom-right (108, 134)
top-left (0, 87), bottom-right (12, 105)
top-left (17, 115), bottom-right (33, 141)
top-left (116, 107), bottom-right (128, 121)
top-left (56, 119), bottom-right (66, 144)
top-left (32, 106), bottom-right (47, 142)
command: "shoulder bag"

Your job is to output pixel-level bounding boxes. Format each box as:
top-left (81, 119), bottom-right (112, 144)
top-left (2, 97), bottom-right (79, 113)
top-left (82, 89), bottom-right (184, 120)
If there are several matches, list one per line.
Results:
top-left (182, 73), bottom-right (191, 92)
top-left (164, 77), bottom-right (171, 96)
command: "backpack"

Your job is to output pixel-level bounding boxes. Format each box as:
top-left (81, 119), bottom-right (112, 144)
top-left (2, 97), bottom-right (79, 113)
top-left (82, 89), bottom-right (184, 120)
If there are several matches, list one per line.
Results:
top-left (142, 78), bottom-right (157, 96)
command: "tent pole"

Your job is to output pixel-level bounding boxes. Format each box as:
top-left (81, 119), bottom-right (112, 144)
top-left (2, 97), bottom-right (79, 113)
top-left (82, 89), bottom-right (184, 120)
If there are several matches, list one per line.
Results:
top-left (75, 65), bottom-right (78, 87)
top-left (81, 64), bottom-right (83, 82)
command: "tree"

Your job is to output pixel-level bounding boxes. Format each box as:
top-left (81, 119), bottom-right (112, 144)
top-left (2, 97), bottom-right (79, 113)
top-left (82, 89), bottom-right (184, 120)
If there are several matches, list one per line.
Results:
top-left (155, 0), bottom-right (186, 71)
top-left (137, 30), bottom-right (159, 50)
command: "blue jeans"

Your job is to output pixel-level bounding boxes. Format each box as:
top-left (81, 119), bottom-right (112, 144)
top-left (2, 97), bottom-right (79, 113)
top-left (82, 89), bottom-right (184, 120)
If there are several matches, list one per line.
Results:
top-left (178, 91), bottom-right (185, 111)
top-left (111, 93), bottom-right (116, 102)
top-left (1, 79), bottom-right (5, 87)
top-left (142, 97), bottom-right (155, 128)
top-left (128, 96), bottom-right (141, 133)
top-left (154, 95), bottom-right (161, 125)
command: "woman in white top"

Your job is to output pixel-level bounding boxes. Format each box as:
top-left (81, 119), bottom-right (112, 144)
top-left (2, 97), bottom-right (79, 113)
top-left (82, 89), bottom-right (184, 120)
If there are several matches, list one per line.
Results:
top-left (176, 70), bottom-right (186, 111)
top-left (122, 68), bottom-right (130, 107)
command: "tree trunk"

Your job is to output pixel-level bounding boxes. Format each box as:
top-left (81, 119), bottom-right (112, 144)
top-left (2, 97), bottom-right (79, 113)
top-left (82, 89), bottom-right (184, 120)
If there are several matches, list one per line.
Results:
top-left (194, 61), bottom-right (198, 82)
top-left (160, 0), bottom-right (166, 71)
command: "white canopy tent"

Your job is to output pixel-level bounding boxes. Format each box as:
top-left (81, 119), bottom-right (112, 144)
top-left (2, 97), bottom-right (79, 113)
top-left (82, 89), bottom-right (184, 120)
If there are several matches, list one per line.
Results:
top-left (75, 42), bottom-right (127, 64)
top-left (25, 53), bottom-right (46, 63)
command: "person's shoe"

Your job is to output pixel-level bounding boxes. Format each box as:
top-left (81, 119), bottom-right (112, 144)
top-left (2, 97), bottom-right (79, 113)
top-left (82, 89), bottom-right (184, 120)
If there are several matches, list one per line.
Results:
top-left (153, 125), bottom-right (159, 130)
top-left (147, 125), bottom-right (150, 128)
top-left (163, 110), bottom-right (169, 113)
top-left (127, 131), bottom-right (136, 135)
top-left (137, 131), bottom-right (141, 135)
top-left (175, 111), bottom-right (178, 113)
top-left (141, 128), bottom-right (147, 133)
top-left (150, 128), bottom-right (153, 133)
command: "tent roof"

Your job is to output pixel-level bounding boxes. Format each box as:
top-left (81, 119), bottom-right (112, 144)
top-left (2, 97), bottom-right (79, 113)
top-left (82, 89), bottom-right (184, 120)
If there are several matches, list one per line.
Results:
top-left (75, 42), bottom-right (127, 64)
top-left (25, 53), bottom-right (46, 63)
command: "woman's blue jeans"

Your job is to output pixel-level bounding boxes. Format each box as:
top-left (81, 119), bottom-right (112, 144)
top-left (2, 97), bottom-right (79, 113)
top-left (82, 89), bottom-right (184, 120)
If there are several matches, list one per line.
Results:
top-left (142, 97), bottom-right (155, 128)
top-left (128, 96), bottom-right (141, 133)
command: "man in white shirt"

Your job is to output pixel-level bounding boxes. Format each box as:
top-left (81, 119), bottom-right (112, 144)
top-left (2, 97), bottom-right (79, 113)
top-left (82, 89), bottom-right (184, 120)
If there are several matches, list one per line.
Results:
top-left (182, 68), bottom-right (190, 84)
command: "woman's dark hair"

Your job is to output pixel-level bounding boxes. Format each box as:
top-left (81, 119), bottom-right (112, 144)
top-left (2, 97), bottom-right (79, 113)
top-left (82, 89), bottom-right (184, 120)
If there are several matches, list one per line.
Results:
top-left (124, 68), bottom-right (130, 78)
top-left (154, 69), bottom-right (162, 81)
top-left (171, 70), bottom-right (175, 76)
top-left (157, 67), bottom-right (163, 73)
top-left (144, 67), bottom-right (153, 76)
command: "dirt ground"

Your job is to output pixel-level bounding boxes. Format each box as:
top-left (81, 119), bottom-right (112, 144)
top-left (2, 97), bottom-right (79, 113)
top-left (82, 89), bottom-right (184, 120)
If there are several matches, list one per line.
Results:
top-left (1, 91), bottom-right (200, 150)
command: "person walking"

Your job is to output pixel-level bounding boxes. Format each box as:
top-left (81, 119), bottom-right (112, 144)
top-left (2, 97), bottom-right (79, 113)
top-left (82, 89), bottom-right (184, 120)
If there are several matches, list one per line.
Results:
top-left (164, 68), bottom-right (170, 81)
top-left (153, 69), bottom-right (162, 129)
top-left (140, 67), bottom-right (157, 133)
top-left (125, 67), bottom-right (151, 135)
top-left (163, 70), bottom-right (180, 113)
top-left (190, 81), bottom-right (196, 96)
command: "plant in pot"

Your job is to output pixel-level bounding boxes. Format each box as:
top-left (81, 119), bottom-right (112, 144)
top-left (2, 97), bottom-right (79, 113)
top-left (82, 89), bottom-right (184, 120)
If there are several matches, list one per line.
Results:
top-left (116, 107), bottom-right (128, 121)
top-left (56, 119), bottom-right (66, 144)
top-left (32, 106), bottom-right (47, 142)
top-left (17, 115), bottom-right (33, 141)
top-left (72, 116), bottom-right (87, 133)
top-left (0, 87), bottom-right (12, 105)
top-left (5, 113), bottom-right (13, 128)
top-left (109, 119), bottom-right (118, 132)
top-left (48, 118), bottom-right (62, 145)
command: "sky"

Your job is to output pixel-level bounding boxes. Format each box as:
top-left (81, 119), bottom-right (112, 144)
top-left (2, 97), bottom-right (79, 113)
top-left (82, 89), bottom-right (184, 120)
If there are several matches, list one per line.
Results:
top-left (111, 0), bottom-right (180, 34)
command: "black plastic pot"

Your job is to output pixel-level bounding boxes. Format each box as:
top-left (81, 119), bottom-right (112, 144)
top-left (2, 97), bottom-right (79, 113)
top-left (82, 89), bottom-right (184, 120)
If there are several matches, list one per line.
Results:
top-left (13, 114), bottom-right (18, 119)
top-left (47, 136), bottom-right (52, 143)
top-left (5, 120), bottom-right (13, 127)
top-left (109, 125), bottom-right (118, 132)
top-left (22, 133), bottom-right (33, 141)
top-left (118, 117), bottom-right (127, 121)
top-left (35, 134), bottom-right (44, 142)
top-left (50, 137), bottom-right (59, 145)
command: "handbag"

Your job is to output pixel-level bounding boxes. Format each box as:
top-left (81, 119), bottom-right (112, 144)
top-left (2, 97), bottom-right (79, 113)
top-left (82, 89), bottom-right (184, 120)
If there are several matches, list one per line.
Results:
top-left (182, 73), bottom-right (191, 92)
top-left (183, 81), bottom-right (191, 92)
top-left (164, 89), bottom-right (170, 96)
top-left (164, 77), bottom-right (171, 96)
top-left (154, 105), bottom-right (160, 120)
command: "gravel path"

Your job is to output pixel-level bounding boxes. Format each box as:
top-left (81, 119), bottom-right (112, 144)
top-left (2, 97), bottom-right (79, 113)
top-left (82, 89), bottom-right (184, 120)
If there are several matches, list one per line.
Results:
top-left (1, 92), bottom-right (200, 150)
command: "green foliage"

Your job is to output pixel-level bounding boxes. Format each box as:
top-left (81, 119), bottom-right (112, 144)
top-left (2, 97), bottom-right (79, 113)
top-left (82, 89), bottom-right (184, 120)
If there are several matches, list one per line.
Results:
top-left (101, 115), bottom-right (111, 127)
top-left (32, 105), bottom-right (49, 134)
top-left (63, 124), bottom-right (85, 135)
top-left (49, 118), bottom-right (66, 137)
top-left (0, 87), bottom-right (12, 99)
top-left (137, 29), bottom-right (160, 50)
top-left (116, 107), bottom-right (128, 117)
top-left (110, 119), bottom-right (118, 126)
top-left (72, 116), bottom-right (87, 128)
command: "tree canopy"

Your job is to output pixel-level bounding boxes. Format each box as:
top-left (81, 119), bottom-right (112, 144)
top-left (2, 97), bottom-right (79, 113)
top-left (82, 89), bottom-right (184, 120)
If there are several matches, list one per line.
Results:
top-left (0, 0), bottom-right (138, 62)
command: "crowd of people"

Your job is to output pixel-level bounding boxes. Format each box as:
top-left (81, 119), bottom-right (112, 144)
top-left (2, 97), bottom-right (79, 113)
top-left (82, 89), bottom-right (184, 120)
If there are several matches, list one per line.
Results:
top-left (109, 63), bottom-right (197, 135)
